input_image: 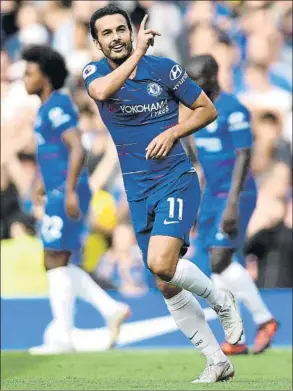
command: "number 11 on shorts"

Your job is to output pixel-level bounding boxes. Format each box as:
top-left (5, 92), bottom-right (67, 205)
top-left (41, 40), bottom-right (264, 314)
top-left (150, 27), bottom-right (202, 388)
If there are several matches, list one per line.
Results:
top-left (167, 197), bottom-right (183, 221)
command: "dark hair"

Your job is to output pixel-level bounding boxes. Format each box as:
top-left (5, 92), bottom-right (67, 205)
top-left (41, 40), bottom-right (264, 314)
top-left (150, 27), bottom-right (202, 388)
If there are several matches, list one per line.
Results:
top-left (89, 4), bottom-right (132, 41)
top-left (22, 45), bottom-right (68, 90)
top-left (185, 55), bottom-right (219, 80)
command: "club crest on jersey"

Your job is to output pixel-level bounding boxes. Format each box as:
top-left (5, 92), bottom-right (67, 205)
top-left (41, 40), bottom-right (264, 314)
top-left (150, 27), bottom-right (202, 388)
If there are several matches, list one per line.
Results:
top-left (147, 82), bottom-right (162, 97)
top-left (169, 64), bottom-right (183, 81)
top-left (83, 64), bottom-right (97, 80)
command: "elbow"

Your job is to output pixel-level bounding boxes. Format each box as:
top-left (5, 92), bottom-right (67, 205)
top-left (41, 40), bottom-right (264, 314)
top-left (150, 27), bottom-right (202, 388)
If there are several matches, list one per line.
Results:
top-left (202, 104), bottom-right (218, 127)
top-left (209, 106), bottom-right (218, 123)
top-left (89, 84), bottom-right (109, 101)
top-left (91, 89), bottom-right (107, 101)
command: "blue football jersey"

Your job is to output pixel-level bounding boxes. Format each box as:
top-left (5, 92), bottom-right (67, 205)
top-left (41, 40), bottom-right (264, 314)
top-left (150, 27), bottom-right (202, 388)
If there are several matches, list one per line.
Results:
top-left (83, 56), bottom-right (202, 201)
top-left (34, 91), bottom-right (88, 193)
top-left (194, 92), bottom-right (257, 194)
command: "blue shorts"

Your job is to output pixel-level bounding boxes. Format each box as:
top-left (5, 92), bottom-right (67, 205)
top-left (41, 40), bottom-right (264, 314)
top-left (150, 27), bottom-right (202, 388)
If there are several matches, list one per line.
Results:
top-left (129, 171), bottom-right (201, 266)
top-left (40, 182), bottom-right (91, 251)
top-left (196, 190), bottom-right (257, 250)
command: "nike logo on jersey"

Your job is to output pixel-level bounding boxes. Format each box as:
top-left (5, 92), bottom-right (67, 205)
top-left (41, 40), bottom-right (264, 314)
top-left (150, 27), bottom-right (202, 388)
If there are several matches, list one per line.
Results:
top-left (163, 219), bottom-right (180, 225)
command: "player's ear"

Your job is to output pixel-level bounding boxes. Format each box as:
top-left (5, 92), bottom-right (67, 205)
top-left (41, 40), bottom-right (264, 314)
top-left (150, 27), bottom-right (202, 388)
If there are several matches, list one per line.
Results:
top-left (94, 39), bottom-right (101, 51)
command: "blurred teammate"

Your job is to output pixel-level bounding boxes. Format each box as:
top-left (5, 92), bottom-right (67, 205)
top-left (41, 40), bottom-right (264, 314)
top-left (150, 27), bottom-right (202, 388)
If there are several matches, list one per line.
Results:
top-left (183, 55), bottom-right (278, 355)
top-left (22, 45), bottom-right (130, 355)
top-left (83, 4), bottom-right (244, 383)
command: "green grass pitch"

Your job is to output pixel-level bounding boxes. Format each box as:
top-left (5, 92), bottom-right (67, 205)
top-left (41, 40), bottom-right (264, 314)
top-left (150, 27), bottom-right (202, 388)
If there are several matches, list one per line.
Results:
top-left (1, 349), bottom-right (292, 390)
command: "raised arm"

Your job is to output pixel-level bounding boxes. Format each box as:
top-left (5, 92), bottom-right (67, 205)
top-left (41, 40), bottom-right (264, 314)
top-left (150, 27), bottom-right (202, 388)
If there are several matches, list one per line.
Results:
top-left (86, 15), bottom-right (161, 101)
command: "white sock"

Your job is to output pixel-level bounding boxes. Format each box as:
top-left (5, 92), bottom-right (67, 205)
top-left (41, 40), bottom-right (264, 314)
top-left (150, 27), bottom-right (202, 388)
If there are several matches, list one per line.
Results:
top-left (47, 266), bottom-right (75, 344)
top-left (220, 262), bottom-right (273, 325)
top-left (212, 273), bottom-right (246, 344)
top-left (165, 290), bottom-right (227, 364)
top-left (169, 258), bottom-right (226, 308)
top-left (69, 264), bottom-right (125, 320)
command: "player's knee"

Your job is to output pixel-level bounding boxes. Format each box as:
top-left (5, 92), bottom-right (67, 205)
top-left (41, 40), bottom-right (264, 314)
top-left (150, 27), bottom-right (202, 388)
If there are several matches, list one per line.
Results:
top-left (147, 253), bottom-right (177, 282)
top-left (210, 247), bottom-right (234, 274)
top-left (44, 250), bottom-right (70, 271)
top-left (156, 278), bottom-right (182, 299)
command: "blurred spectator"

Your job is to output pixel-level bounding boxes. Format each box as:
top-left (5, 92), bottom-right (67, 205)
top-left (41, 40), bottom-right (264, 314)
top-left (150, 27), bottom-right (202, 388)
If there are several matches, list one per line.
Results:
top-left (65, 21), bottom-right (92, 77)
top-left (97, 224), bottom-right (147, 296)
top-left (4, 3), bottom-right (50, 62)
top-left (0, 0), bottom-right (19, 46)
top-left (251, 112), bottom-right (291, 178)
top-left (245, 198), bottom-right (292, 288)
top-left (238, 61), bottom-right (291, 118)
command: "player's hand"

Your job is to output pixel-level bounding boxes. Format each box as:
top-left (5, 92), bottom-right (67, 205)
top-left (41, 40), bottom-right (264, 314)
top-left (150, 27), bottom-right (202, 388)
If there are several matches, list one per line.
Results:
top-left (65, 191), bottom-right (82, 220)
top-left (221, 202), bottom-right (239, 239)
top-left (145, 129), bottom-right (176, 159)
top-left (135, 14), bottom-right (161, 56)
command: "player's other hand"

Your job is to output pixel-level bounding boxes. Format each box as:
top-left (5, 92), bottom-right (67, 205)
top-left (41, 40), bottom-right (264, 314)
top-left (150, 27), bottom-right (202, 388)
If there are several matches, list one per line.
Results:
top-left (221, 202), bottom-right (239, 239)
top-left (146, 129), bottom-right (176, 160)
top-left (65, 191), bottom-right (82, 220)
top-left (135, 14), bottom-right (161, 56)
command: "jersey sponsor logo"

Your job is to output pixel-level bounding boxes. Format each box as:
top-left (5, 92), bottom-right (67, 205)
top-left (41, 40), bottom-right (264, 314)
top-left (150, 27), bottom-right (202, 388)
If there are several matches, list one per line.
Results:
top-left (172, 71), bottom-right (188, 91)
top-left (48, 107), bottom-right (71, 128)
top-left (147, 82), bottom-right (163, 97)
top-left (169, 64), bottom-right (183, 81)
top-left (119, 99), bottom-right (169, 117)
top-left (228, 111), bottom-right (249, 131)
top-left (82, 64), bottom-right (97, 80)
top-left (195, 137), bottom-right (223, 152)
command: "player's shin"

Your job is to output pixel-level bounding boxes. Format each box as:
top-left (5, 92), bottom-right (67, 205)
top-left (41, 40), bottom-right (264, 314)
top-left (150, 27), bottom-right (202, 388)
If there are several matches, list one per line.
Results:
top-left (164, 289), bottom-right (227, 363)
top-left (168, 258), bottom-right (244, 345)
top-left (47, 266), bottom-right (75, 346)
top-left (168, 258), bottom-right (226, 308)
top-left (69, 264), bottom-right (129, 320)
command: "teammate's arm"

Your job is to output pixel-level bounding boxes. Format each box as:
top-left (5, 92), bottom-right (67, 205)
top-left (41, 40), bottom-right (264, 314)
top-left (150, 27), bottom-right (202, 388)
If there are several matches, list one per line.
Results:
top-left (87, 15), bottom-right (160, 101)
top-left (221, 107), bottom-right (254, 238)
top-left (146, 91), bottom-right (217, 159)
top-left (62, 129), bottom-right (86, 219)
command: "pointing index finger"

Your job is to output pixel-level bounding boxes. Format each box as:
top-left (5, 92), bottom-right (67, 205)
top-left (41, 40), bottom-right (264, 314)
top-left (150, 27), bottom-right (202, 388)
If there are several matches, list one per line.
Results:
top-left (140, 14), bottom-right (148, 30)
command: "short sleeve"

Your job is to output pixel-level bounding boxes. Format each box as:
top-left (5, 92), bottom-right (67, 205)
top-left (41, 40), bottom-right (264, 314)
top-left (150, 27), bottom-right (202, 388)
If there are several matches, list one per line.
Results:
top-left (159, 58), bottom-right (202, 108)
top-left (227, 103), bottom-right (253, 150)
top-left (82, 62), bottom-right (106, 93)
top-left (47, 99), bottom-right (78, 135)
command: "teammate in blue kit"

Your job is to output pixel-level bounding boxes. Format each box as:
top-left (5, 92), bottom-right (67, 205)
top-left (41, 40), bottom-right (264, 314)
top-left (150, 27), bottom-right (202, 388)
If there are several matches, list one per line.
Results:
top-left (183, 55), bottom-right (278, 355)
top-left (22, 45), bottom-right (130, 355)
top-left (83, 5), bottom-right (244, 383)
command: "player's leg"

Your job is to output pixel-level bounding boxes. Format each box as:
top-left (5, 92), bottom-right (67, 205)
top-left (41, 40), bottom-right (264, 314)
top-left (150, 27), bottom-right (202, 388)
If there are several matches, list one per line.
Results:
top-left (68, 183), bottom-right (130, 348)
top-left (69, 251), bottom-right (130, 349)
top-left (157, 276), bottom-right (234, 383)
top-left (210, 193), bottom-right (277, 354)
top-left (147, 172), bottom-right (243, 346)
top-left (192, 202), bottom-right (249, 354)
top-left (29, 248), bottom-right (75, 354)
top-left (29, 193), bottom-right (78, 354)
top-left (129, 176), bottom-right (235, 382)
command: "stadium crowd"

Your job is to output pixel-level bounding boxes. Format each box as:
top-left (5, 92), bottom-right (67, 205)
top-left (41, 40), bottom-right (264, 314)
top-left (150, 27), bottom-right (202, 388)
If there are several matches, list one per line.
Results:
top-left (1, 0), bottom-right (292, 293)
